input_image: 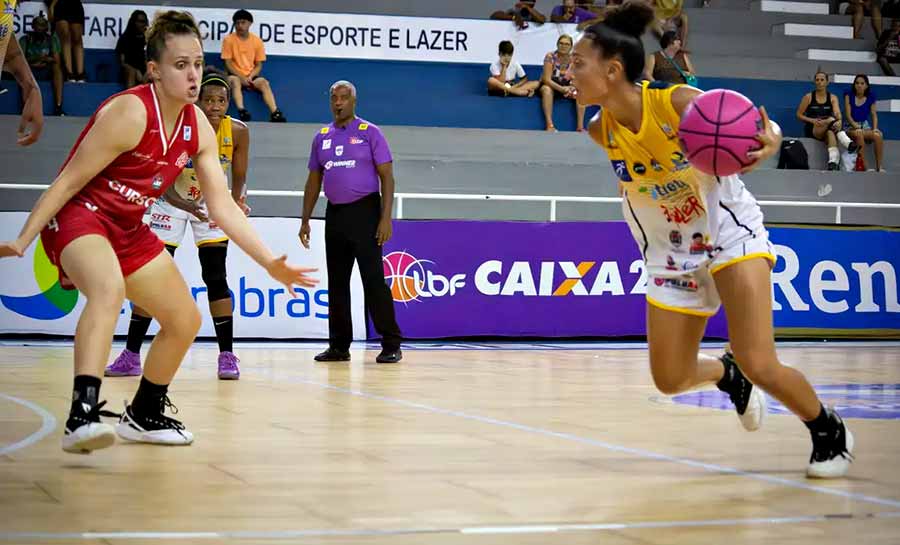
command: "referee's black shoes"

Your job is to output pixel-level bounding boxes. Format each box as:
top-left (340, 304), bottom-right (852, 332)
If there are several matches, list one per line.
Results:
top-left (376, 348), bottom-right (402, 364)
top-left (314, 348), bottom-right (351, 362)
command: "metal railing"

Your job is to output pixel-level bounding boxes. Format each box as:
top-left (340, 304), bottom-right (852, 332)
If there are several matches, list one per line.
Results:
top-left (4, 184), bottom-right (899, 224)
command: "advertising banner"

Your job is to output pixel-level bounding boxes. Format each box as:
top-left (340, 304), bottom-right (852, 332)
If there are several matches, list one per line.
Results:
top-left (381, 221), bottom-right (900, 339)
top-left (0, 213), bottom-right (367, 339)
top-left (13, 2), bottom-right (580, 66)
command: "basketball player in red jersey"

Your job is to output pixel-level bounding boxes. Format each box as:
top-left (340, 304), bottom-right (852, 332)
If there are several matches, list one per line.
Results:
top-left (0, 11), bottom-right (317, 453)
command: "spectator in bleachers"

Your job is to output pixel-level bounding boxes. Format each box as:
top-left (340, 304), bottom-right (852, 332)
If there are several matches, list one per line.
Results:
top-left (876, 18), bottom-right (900, 75)
top-left (540, 34), bottom-right (586, 132)
top-left (221, 9), bottom-right (286, 123)
top-left (45, 0), bottom-right (85, 82)
top-left (849, 0), bottom-right (883, 40)
top-left (115, 10), bottom-right (148, 88)
top-left (487, 40), bottom-right (539, 97)
top-left (796, 71), bottom-right (859, 171)
top-left (19, 12), bottom-right (64, 116)
top-left (643, 30), bottom-right (696, 85)
top-left (551, 0), bottom-right (603, 28)
top-left (490, 1), bottom-right (546, 29)
top-left (652, 0), bottom-right (689, 47)
top-left (844, 74), bottom-right (884, 171)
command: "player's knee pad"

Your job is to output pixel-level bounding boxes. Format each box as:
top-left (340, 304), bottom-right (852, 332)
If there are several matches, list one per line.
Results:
top-left (198, 244), bottom-right (230, 301)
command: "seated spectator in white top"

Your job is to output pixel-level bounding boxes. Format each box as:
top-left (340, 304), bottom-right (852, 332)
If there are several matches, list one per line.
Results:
top-left (551, 0), bottom-right (602, 28)
top-left (490, 1), bottom-right (547, 30)
top-left (487, 40), bottom-right (539, 97)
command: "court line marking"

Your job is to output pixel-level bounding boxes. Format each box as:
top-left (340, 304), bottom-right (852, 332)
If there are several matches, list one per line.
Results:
top-left (291, 378), bottom-right (900, 510)
top-left (0, 512), bottom-right (898, 540)
top-left (0, 393), bottom-right (57, 457)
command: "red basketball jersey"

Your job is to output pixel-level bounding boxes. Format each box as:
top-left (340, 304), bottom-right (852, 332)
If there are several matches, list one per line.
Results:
top-left (62, 83), bottom-right (199, 226)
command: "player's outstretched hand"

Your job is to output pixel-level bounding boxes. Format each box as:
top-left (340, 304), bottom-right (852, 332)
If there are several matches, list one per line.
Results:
top-left (742, 106), bottom-right (781, 174)
top-left (265, 254), bottom-right (318, 295)
top-left (0, 240), bottom-right (25, 258)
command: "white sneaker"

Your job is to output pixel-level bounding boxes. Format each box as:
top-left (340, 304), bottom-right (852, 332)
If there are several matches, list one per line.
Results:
top-left (738, 384), bottom-right (766, 432)
top-left (718, 352), bottom-right (765, 432)
top-left (115, 400), bottom-right (193, 446)
top-left (62, 400), bottom-right (118, 454)
top-left (62, 422), bottom-right (116, 454)
top-left (807, 413), bottom-right (854, 479)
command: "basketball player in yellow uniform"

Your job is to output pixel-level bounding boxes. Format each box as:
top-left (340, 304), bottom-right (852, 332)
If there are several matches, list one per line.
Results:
top-left (571, 2), bottom-right (852, 478)
top-left (107, 68), bottom-right (250, 380)
top-left (1, 0), bottom-right (43, 145)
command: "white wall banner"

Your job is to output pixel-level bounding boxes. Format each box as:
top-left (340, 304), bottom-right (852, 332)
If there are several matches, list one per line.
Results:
top-left (13, 2), bottom-right (581, 65)
top-left (0, 212), bottom-right (367, 339)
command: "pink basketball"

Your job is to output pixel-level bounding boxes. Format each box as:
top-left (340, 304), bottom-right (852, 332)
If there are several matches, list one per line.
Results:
top-left (678, 89), bottom-right (763, 177)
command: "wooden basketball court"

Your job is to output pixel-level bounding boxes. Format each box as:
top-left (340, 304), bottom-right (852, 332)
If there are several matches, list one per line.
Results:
top-left (1, 341), bottom-right (899, 544)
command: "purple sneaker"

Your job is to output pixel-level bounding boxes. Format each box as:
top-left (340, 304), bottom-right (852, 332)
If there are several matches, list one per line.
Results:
top-left (217, 352), bottom-right (240, 380)
top-left (105, 349), bottom-right (142, 377)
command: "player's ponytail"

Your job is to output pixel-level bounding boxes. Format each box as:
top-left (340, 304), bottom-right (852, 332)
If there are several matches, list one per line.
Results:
top-left (582, 1), bottom-right (656, 82)
top-left (146, 10), bottom-right (202, 63)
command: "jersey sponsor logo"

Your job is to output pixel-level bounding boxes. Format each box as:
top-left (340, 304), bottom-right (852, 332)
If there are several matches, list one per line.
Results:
top-left (349, 137), bottom-right (365, 145)
top-left (83, 202), bottom-right (98, 212)
top-left (320, 127), bottom-right (330, 134)
top-left (671, 151), bottom-right (690, 171)
top-left (359, 123), bottom-right (369, 131)
top-left (108, 180), bottom-right (157, 208)
top-left (322, 139), bottom-right (332, 150)
top-left (131, 151), bottom-right (152, 160)
top-left (651, 159), bottom-right (664, 172)
top-left (669, 230), bottom-right (682, 247)
top-left (152, 175), bottom-right (163, 190)
top-left (223, 137), bottom-right (232, 145)
top-left (335, 145), bottom-right (344, 157)
top-left (183, 126), bottom-right (192, 141)
top-left (0, 25), bottom-right (8, 40)
top-left (633, 162), bottom-right (647, 175)
top-left (611, 160), bottom-right (631, 182)
top-left (665, 255), bottom-right (678, 271)
top-left (638, 179), bottom-right (690, 201)
top-left (175, 151), bottom-right (189, 169)
top-left (660, 195), bottom-right (706, 225)
top-left (151, 213), bottom-right (172, 222)
top-left (689, 232), bottom-right (715, 255)
top-left (186, 157), bottom-right (194, 169)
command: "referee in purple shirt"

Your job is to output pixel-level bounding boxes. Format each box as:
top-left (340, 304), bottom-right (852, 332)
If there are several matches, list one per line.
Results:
top-left (299, 80), bottom-right (403, 364)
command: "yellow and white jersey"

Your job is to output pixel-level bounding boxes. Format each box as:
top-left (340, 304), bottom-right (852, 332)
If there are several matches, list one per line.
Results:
top-left (0, 0), bottom-right (18, 75)
top-left (172, 115), bottom-right (238, 203)
top-left (598, 81), bottom-right (767, 280)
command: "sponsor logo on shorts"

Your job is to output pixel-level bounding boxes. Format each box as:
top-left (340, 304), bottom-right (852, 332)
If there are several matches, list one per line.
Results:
top-left (654, 277), bottom-right (699, 292)
top-left (661, 196), bottom-right (706, 224)
top-left (151, 213), bottom-right (172, 222)
top-left (150, 222), bottom-right (171, 231)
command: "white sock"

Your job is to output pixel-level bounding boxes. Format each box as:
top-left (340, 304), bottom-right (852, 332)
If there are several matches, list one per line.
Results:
top-left (828, 147), bottom-right (839, 164)
top-left (836, 130), bottom-right (852, 148)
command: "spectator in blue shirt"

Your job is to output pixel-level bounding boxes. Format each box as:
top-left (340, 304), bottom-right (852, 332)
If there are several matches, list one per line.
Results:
top-left (843, 74), bottom-right (884, 171)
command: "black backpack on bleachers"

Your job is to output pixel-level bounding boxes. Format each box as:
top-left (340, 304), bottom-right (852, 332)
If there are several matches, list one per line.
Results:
top-left (777, 139), bottom-right (809, 170)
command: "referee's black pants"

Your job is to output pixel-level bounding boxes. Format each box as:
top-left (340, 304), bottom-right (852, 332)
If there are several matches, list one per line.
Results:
top-left (325, 192), bottom-right (402, 351)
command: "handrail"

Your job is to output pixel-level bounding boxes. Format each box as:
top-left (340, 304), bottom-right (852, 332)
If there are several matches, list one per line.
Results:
top-left (3, 184), bottom-right (899, 224)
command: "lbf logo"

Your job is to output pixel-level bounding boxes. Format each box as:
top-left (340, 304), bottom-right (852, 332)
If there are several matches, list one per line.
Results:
top-left (382, 251), bottom-right (464, 303)
top-left (0, 239), bottom-right (79, 320)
